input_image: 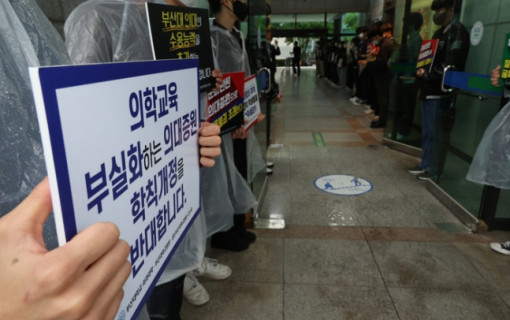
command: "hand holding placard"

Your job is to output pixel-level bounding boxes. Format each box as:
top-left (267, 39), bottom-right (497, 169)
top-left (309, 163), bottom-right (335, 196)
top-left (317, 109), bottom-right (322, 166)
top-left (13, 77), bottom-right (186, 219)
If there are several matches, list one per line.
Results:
top-left (198, 122), bottom-right (221, 167)
top-left (0, 177), bottom-right (131, 320)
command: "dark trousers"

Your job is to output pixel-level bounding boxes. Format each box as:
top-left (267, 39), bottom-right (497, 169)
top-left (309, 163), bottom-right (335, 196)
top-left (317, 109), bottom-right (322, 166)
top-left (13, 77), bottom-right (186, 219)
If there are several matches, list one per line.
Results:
top-left (355, 67), bottom-right (371, 102)
top-left (373, 72), bottom-right (391, 123)
top-left (146, 275), bottom-right (185, 320)
top-left (233, 138), bottom-right (247, 180)
top-left (419, 98), bottom-right (451, 173)
top-left (292, 59), bottom-right (300, 75)
top-left (394, 81), bottom-right (418, 136)
top-left (347, 62), bottom-right (358, 89)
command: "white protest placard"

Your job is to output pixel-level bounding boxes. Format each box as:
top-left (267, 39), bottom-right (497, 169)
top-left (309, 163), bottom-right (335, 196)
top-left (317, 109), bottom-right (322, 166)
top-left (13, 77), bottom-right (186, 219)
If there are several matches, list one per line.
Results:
top-left (244, 74), bottom-right (261, 131)
top-left (29, 59), bottom-right (201, 320)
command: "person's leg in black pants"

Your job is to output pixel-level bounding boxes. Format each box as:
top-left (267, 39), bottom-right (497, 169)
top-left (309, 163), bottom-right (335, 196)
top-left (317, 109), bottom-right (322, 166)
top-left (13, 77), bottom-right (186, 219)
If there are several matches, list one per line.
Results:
top-left (370, 72), bottom-right (391, 128)
top-left (147, 275), bottom-right (185, 320)
top-left (395, 81), bottom-right (418, 138)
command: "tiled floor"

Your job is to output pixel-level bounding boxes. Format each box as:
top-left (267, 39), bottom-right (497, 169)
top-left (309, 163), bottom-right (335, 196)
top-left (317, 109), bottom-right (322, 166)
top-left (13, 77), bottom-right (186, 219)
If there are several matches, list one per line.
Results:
top-left (181, 67), bottom-right (510, 319)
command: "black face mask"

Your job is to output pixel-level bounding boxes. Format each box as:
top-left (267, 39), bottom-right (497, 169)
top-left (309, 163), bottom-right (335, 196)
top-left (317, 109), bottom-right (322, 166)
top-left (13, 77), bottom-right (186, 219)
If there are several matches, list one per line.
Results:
top-left (433, 11), bottom-right (447, 25)
top-left (232, 1), bottom-right (248, 21)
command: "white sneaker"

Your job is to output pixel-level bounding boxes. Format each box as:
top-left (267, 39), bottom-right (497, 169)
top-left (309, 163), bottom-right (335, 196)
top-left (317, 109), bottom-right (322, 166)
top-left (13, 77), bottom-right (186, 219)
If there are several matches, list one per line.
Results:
top-left (364, 109), bottom-right (374, 115)
top-left (183, 273), bottom-right (210, 305)
top-left (490, 241), bottom-right (510, 255)
top-left (408, 166), bottom-right (426, 175)
top-left (352, 98), bottom-right (363, 106)
top-left (193, 257), bottom-right (232, 280)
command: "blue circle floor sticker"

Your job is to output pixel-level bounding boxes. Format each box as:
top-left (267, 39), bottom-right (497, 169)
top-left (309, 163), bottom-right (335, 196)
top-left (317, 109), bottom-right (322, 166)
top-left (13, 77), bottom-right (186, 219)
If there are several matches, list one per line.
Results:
top-left (314, 174), bottom-right (373, 196)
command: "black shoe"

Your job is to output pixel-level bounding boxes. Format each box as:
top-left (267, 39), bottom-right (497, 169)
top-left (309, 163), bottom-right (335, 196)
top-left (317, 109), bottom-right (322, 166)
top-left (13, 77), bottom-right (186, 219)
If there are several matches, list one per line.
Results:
top-left (243, 230), bottom-right (256, 243)
top-left (370, 120), bottom-right (386, 128)
top-left (232, 226), bottom-right (256, 243)
top-left (211, 230), bottom-right (250, 251)
top-left (231, 223), bottom-right (257, 243)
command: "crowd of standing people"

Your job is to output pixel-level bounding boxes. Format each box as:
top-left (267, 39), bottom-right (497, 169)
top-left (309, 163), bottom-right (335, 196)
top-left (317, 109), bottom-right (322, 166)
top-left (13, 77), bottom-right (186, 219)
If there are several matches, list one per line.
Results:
top-left (316, 0), bottom-right (471, 183)
top-left (0, 0), bottom-right (272, 319)
top-left (315, 21), bottom-right (397, 129)
top-left (2, 0), bottom-right (510, 319)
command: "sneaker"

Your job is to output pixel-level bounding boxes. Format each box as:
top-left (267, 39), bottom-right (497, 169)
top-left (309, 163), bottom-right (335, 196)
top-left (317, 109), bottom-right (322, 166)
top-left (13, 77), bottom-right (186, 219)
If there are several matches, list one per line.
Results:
top-left (490, 241), bottom-right (510, 255)
top-left (266, 168), bottom-right (273, 175)
top-left (266, 162), bottom-right (274, 168)
top-left (364, 109), bottom-right (374, 115)
top-left (351, 98), bottom-right (362, 105)
top-left (408, 166), bottom-right (425, 175)
top-left (193, 257), bottom-right (232, 280)
top-left (349, 96), bottom-right (358, 103)
top-left (183, 273), bottom-right (210, 306)
top-left (417, 172), bottom-right (432, 181)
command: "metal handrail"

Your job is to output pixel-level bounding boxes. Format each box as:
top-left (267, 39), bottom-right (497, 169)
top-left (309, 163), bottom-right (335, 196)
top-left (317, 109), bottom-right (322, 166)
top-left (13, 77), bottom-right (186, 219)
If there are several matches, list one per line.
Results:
top-left (441, 65), bottom-right (456, 93)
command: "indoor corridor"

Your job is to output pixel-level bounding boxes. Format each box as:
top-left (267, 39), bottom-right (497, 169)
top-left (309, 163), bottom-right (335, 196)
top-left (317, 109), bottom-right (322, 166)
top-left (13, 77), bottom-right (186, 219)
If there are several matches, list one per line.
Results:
top-left (181, 67), bottom-right (510, 319)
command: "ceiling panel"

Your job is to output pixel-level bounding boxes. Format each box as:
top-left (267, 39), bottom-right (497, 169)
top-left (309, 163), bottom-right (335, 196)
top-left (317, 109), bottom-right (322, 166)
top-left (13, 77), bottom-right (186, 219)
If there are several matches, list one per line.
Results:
top-left (270, 0), bottom-right (370, 14)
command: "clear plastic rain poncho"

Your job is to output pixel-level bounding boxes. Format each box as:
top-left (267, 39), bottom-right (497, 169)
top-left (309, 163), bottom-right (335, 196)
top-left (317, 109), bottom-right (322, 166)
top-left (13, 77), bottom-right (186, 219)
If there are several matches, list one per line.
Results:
top-left (208, 23), bottom-right (263, 211)
top-left (0, 0), bottom-right (70, 250)
top-left (64, 0), bottom-right (206, 286)
top-left (466, 100), bottom-right (510, 189)
top-left (213, 24), bottom-right (266, 184)
top-left (191, 23), bottom-right (263, 235)
top-left (246, 128), bottom-right (267, 184)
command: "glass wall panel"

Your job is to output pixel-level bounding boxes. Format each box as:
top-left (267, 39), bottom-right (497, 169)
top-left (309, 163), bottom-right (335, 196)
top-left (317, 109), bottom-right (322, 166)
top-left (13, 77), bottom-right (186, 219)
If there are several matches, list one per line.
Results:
top-left (342, 12), bottom-right (364, 35)
top-left (271, 14), bottom-right (297, 28)
top-left (296, 13), bottom-right (326, 24)
top-left (386, 0), bottom-right (510, 228)
top-left (436, 0), bottom-right (508, 226)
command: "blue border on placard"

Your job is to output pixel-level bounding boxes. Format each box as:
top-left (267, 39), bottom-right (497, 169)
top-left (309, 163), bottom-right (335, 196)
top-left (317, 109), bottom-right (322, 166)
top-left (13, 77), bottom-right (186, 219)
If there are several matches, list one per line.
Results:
top-left (313, 174), bottom-right (373, 196)
top-left (37, 58), bottom-right (199, 241)
top-left (36, 59), bottom-right (201, 320)
top-left (131, 207), bottom-right (201, 320)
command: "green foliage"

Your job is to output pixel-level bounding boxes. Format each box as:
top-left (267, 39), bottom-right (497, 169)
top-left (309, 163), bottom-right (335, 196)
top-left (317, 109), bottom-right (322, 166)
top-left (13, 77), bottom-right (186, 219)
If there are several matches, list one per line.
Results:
top-left (254, 16), bottom-right (267, 30)
top-left (342, 13), bottom-right (359, 33)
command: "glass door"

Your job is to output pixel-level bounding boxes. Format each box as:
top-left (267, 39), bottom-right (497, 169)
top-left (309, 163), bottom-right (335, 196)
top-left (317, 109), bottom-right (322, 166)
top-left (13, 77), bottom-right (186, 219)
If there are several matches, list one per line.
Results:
top-left (437, 0), bottom-right (510, 229)
top-left (386, 0), bottom-right (510, 229)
